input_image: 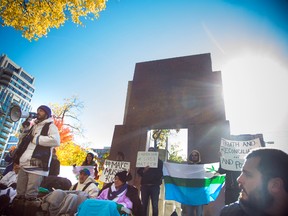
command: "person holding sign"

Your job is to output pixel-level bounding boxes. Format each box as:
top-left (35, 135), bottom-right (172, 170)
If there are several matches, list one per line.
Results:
top-left (137, 147), bottom-right (163, 216)
top-left (220, 148), bottom-right (288, 216)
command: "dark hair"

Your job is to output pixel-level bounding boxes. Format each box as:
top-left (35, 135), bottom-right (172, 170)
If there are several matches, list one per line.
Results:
top-left (82, 152), bottom-right (95, 165)
top-left (86, 152), bottom-right (94, 158)
top-left (115, 170), bottom-right (132, 183)
top-left (246, 148), bottom-right (288, 192)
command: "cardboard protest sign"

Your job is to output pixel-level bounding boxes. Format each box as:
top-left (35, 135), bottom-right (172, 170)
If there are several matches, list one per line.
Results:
top-left (136, 151), bottom-right (158, 168)
top-left (99, 160), bottom-right (130, 183)
top-left (220, 138), bottom-right (262, 171)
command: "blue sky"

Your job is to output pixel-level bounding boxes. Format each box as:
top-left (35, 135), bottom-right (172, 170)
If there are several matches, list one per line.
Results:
top-left (1, 0), bottom-right (288, 152)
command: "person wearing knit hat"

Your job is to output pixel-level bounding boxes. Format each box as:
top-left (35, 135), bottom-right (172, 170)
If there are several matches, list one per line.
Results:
top-left (39, 165), bottom-right (99, 216)
top-left (13, 103), bottom-right (60, 210)
top-left (82, 169), bottom-right (143, 216)
top-left (115, 170), bottom-right (132, 183)
top-left (97, 170), bottom-right (135, 214)
top-left (37, 105), bottom-right (52, 119)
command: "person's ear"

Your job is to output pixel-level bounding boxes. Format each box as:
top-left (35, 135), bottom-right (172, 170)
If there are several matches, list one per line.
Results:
top-left (268, 177), bottom-right (283, 193)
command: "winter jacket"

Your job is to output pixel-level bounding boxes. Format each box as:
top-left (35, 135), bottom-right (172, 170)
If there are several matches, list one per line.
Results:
top-left (18, 118), bottom-right (60, 176)
top-left (0, 171), bottom-right (18, 187)
top-left (98, 182), bottom-right (143, 216)
top-left (69, 176), bottom-right (99, 198)
top-left (97, 183), bottom-right (133, 209)
top-left (220, 201), bottom-right (270, 216)
top-left (3, 152), bottom-right (14, 176)
top-left (137, 159), bottom-right (163, 186)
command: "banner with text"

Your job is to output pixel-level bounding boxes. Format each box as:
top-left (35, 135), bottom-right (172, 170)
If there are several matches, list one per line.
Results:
top-left (220, 138), bottom-right (261, 171)
top-left (136, 151), bottom-right (158, 168)
top-left (99, 160), bottom-right (130, 183)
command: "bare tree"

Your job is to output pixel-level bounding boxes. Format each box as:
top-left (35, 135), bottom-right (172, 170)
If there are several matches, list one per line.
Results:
top-left (50, 95), bottom-right (84, 137)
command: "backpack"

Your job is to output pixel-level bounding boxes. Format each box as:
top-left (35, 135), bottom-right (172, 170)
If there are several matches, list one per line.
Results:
top-left (40, 176), bottom-right (72, 191)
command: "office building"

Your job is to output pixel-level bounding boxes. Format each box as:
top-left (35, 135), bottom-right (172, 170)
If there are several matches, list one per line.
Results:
top-left (0, 54), bottom-right (35, 171)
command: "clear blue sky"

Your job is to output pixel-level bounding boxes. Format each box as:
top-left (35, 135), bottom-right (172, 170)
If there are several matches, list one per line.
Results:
top-left (1, 0), bottom-right (287, 152)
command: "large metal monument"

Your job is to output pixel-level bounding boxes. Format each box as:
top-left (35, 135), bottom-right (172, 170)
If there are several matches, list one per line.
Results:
top-left (109, 53), bottom-right (230, 185)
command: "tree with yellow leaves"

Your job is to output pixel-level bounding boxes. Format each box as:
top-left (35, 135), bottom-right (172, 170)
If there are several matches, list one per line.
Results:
top-left (53, 117), bottom-right (88, 165)
top-left (0, 0), bottom-right (107, 41)
top-left (50, 96), bottom-right (89, 165)
top-left (57, 141), bottom-right (87, 165)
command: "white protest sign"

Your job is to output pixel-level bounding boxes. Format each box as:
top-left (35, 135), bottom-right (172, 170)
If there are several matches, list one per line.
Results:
top-left (99, 160), bottom-right (130, 183)
top-left (136, 151), bottom-right (158, 168)
top-left (220, 138), bottom-right (262, 171)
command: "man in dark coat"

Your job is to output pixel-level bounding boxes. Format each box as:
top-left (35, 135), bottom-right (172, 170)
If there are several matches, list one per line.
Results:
top-left (137, 147), bottom-right (163, 216)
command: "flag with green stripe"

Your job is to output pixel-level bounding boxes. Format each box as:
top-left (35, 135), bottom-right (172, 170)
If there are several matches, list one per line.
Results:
top-left (163, 162), bottom-right (225, 205)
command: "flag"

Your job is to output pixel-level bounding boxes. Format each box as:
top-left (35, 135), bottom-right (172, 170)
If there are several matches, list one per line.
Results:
top-left (163, 162), bottom-right (225, 205)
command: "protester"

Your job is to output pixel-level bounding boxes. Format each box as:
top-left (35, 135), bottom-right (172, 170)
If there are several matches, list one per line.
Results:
top-left (97, 170), bottom-right (143, 216)
top-left (181, 150), bottom-right (204, 216)
top-left (2, 146), bottom-right (16, 176)
top-left (0, 163), bottom-right (20, 189)
top-left (82, 152), bottom-right (96, 166)
top-left (220, 148), bottom-right (288, 216)
top-left (0, 163), bottom-right (20, 200)
top-left (0, 164), bottom-right (20, 215)
top-left (40, 168), bottom-right (99, 215)
top-left (48, 148), bottom-right (60, 176)
top-left (12, 105), bottom-right (60, 216)
top-left (137, 147), bottom-right (163, 216)
top-left (69, 168), bottom-right (99, 197)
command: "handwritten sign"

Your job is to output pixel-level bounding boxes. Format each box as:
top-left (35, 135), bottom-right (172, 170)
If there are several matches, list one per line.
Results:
top-left (136, 151), bottom-right (158, 168)
top-left (99, 160), bottom-right (130, 183)
top-left (220, 138), bottom-right (261, 171)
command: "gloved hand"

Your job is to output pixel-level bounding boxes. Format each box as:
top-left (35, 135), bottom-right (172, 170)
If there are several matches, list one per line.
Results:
top-left (116, 203), bottom-right (124, 213)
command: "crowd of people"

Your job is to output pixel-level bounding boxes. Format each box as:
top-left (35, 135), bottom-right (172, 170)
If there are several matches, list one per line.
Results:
top-left (1, 104), bottom-right (288, 216)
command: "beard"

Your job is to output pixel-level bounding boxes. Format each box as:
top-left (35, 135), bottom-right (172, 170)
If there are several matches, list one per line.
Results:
top-left (239, 182), bottom-right (274, 212)
top-left (36, 114), bottom-right (46, 122)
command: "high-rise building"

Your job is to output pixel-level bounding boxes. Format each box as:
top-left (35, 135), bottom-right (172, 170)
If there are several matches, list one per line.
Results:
top-left (0, 54), bottom-right (35, 172)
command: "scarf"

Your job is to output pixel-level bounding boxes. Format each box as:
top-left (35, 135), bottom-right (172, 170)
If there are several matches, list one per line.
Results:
top-left (108, 183), bottom-right (128, 200)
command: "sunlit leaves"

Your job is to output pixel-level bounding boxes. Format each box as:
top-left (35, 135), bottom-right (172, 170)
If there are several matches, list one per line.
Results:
top-left (0, 0), bottom-right (107, 41)
top-left (57, 141), bottom-right (87, 166)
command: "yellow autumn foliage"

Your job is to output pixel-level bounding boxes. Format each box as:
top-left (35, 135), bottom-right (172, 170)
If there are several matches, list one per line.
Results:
top-left (56, 141), bottom-right (87, 166)
top-left (0, 0), bottom-right (106, 41)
